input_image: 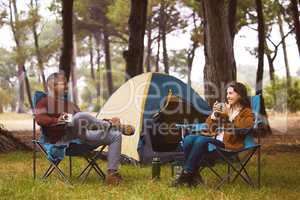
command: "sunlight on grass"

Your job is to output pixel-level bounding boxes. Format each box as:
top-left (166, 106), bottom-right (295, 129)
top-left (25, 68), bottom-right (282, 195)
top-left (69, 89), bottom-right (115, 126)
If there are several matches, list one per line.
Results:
top-left (0, 113), bottom-right (33, 121)
top-left (0, 152), bottom-right (299, 199)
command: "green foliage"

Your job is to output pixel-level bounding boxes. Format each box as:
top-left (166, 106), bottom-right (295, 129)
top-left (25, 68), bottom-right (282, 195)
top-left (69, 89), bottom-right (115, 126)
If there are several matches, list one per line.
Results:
top-left (107, 0), bottom-right (130, 35)
top-left (0, 48), bottom-right (18, 112)
top-left (264, 77), bottom-right (300, 112)
top-left (287, 80), bottom-right (300, 112)
top-left (77, 63), bottom-right (125, 111)
top-left (169, 49), bottom-right (189, 79)
top-left (35, 20), bottom-right (61, 62)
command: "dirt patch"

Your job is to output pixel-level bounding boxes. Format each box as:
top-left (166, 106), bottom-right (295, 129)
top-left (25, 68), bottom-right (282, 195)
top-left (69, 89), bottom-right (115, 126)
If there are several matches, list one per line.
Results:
top-left (268, 113), bottom-right (300, 135)
top-left (0, 112), bottom-right (300, 154)
top-left (264, 144), bottom-right (300, 154)
top-left (2, 129), bottom-right (300, 154)
top-left (0, 127), bottom-right (32, 153)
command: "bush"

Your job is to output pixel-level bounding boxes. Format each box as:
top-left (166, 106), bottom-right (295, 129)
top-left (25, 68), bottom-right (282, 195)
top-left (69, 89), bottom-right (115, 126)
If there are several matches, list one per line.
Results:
top-left (287, 80), bottom-right (300, 112)
top-left (264, 77), bottom-right (300, 112)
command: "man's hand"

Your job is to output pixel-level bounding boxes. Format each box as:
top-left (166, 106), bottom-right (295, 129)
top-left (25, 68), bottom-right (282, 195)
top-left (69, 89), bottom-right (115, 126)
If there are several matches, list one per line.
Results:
top-left (110, 117), bottom-right (121, 126)
top-left (58, 112), bottom-right (68, 122)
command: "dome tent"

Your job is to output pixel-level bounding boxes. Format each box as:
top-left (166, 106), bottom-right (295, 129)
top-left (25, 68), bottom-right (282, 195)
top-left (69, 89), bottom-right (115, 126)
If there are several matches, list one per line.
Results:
top-left (98, 72), bottom-right (211, 163)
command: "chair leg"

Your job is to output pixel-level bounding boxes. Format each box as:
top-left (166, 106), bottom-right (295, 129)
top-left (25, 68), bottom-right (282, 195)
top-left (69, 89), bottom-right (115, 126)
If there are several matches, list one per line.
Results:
top-left (227, 164), bottom-right (231, 183)
top-left (94, 164), bottom-right (106, 179)
top-left (198, 160), bottom-right (223, 182)
top-left (77, 150), bottom-right (106, 182)
top-left (80, 160), bottom-right (94, 183)
top-left (33, 119), bottom-right (36, 180)
top-left (214, 161), bottom-right (252, 189)
top-left (52, 164), bottom-right (70, 184)
top-left (36, 142), bottom-right (70, 184)
top-left (257, 146), bottom-right (261, 189)
top-left (77, 159), bottom-right (94, 179)
top-left (43, 164), bottom-right (56, 179)
top-left (33, 141), bottom-right (37, 179)
top-left (207, 165), bottom-right (223, 181)
top-left (89, 159), bottom-right (105, 179)
top-left (214, 149), bottom-right (257, 189)
top-left (69, 156), bottom-right (72, 178)
top-left (78, 157), bottom-right (105, 183)
top-left (230, 150), bottom-right (257, 186)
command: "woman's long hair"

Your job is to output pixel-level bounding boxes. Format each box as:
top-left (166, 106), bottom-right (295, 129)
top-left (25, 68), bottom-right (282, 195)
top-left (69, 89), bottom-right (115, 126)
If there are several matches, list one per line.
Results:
top-left (226, 82), bottom-right (251, 108)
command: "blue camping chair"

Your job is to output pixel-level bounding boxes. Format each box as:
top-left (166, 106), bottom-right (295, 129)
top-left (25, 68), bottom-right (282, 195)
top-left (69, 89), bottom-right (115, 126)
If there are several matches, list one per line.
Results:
top-left (32, 91), bottom-right (106, 184)
top-left (176, 95), bottom-right (264, 189)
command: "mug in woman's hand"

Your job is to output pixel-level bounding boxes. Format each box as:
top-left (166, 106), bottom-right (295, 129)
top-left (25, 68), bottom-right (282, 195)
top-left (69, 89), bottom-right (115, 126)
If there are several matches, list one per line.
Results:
top-left (213, 102), bottom-right (227, 117)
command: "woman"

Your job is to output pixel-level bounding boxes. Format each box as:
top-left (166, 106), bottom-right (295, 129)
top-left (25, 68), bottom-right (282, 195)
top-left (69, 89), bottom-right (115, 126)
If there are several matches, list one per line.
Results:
top-left (172, 82), bottom-right (254, 187)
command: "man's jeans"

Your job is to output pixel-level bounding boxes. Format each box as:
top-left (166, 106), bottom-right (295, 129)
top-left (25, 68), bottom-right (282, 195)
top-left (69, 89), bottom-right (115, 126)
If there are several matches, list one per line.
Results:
top-left (62, 112), bottom-right (122, 171)
top-left (182, 135), bottom-right (224, 173)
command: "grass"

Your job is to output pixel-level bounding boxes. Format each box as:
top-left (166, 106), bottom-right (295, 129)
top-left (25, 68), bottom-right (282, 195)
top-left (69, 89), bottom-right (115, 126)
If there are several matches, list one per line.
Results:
top-left (0, 152), bottom-right (299, 200)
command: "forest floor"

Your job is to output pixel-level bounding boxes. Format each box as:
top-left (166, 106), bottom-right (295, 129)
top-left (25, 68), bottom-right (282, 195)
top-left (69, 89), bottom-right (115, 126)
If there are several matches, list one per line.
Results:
top-left (0, 113), bottom-right (299, 199)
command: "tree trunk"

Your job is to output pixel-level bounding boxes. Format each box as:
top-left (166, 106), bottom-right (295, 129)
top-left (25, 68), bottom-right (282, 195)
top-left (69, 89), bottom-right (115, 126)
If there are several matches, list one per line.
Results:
top-left (202, 0), bottom-right (236, 106)
top-left (31, 0), bottom-right (47, 92)
top-left (10, 0), bottom-right (33, 112)
top-left (266, 53), bottom-right (275, 82)
top-left (10, 101), bottom-right (16, 112)
top-left (24, 67), bottom-right (34, 111)
top-left (145, 22), bottom-right (152, 72)
top-left (95, 34), bottom-right (101, 98)
top-left (290, 0), bottom-right (300, 56)
top-left (255, 0), bottom-right (265, 95)
top-left (10, 0), bottom-right (24, 113)
top-left (228, 0), bottom-right (237, 76)
top-left (187, 12), bottom-right (199, 87)
top-left (256, 0), bottom-right (272, 134)
top-left (71, 35), bottom-right (78, 105)
top-left (187, 46), bottom-right (195, 87)
top-left (228, 0), bottom-right (237, 42)
top-left (160, 1), bottom-right (169, 74)
top-left (156, 29), bottom-right (161, 72)
top-left (16, 69), bottom-right (25, 113)
top-left (278, 13), bottom-right (291, 87)
top-left (89, 35), bottom-right (95, 80)
top-left (103, 31), bottom-right (114, 96)
top-left (124, 0), bottom-right (147, 79)
top-left (59, 0), bottom-right (74, 82)
top-left (266, 52), bottom-right (278, 110)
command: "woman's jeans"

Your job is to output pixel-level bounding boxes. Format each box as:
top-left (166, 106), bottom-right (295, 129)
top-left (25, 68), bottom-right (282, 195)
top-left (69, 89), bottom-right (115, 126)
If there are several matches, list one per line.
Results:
top-left (183, 135), bottom-right (224, 173)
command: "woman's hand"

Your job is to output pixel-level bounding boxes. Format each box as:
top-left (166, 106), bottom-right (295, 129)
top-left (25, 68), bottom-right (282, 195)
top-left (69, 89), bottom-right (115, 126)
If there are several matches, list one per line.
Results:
top-left (212, 101), bottom-right (229, 118)
top-left (213, 101), bottom-right (222, 113)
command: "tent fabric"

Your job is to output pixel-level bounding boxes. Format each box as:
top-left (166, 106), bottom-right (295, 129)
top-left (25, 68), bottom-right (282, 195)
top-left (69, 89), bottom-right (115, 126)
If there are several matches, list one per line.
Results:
top-left (98, 73), bottom-right (153, 160)
top-left (98, 73), bottom-right (211, 163)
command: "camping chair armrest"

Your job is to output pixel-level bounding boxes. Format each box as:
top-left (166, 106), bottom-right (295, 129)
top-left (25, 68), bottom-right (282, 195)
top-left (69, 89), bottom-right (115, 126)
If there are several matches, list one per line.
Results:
top-left (175, 123), bottom-right (209, 132)
top-left (48, 122), bottom-right (70, 128)
top-left (216, 127), bottom-right (252, 135)
top-left (211, 142), bottom-right (261, 153)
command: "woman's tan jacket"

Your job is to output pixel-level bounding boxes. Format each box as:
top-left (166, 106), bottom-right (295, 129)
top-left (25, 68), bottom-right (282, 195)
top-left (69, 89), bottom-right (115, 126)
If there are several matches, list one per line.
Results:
top-left (205, 107), bottom-right (254, 150)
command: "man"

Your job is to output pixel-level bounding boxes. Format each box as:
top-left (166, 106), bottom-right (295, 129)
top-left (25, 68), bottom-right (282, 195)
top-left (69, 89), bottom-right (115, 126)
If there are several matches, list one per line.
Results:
top-left (35, 72), bottom-right (124, 185)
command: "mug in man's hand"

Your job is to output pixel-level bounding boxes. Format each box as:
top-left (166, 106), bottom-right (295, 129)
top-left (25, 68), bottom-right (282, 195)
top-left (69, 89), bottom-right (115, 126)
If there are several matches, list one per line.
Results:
top-left (63, 113), bottom-right (73, 123)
